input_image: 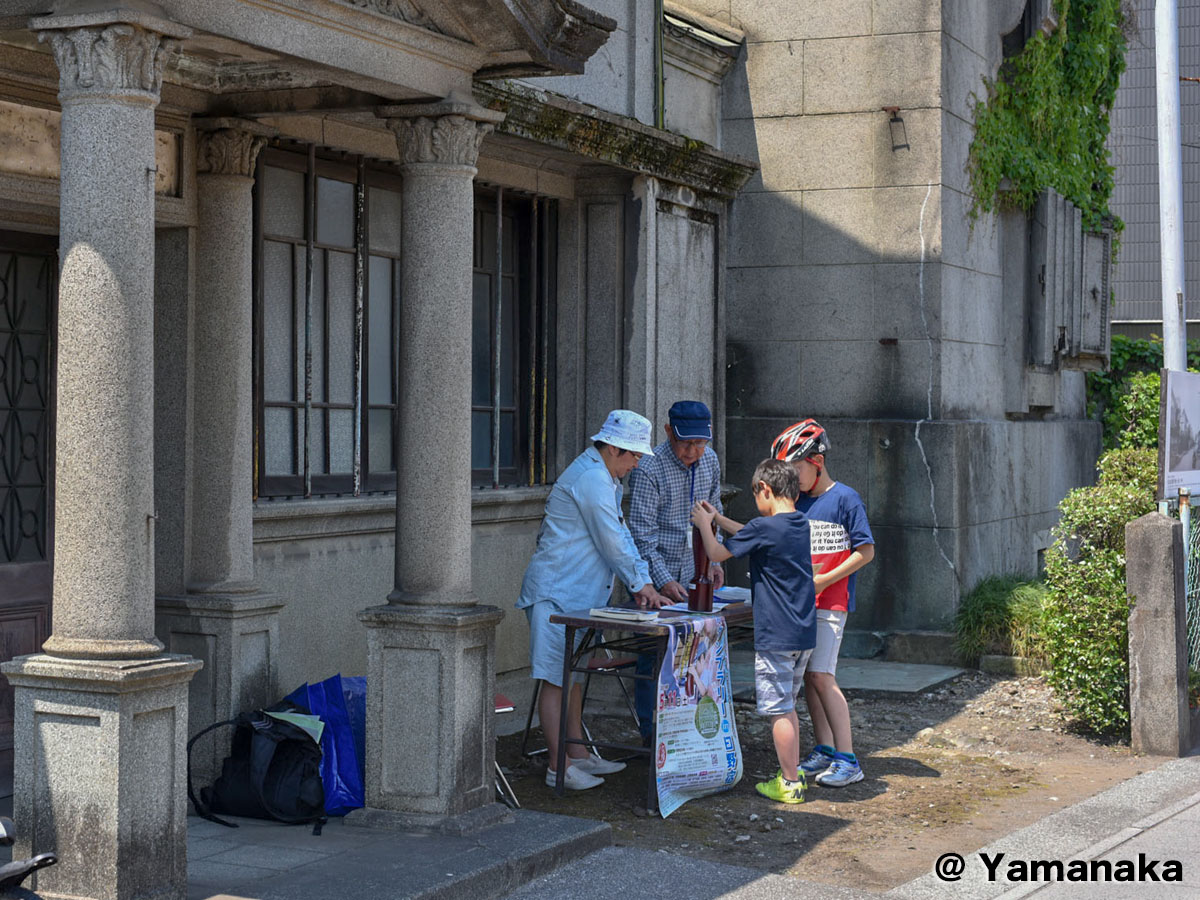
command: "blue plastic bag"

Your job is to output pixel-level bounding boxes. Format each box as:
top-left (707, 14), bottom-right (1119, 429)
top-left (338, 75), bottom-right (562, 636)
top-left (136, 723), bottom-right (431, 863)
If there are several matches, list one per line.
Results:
top-left (286, 674), bottom-right (366, 815)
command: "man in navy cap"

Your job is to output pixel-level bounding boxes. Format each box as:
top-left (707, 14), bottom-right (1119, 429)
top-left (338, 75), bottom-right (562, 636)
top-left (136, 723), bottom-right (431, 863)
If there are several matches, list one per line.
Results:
top-left (628, 400), bottom-right (725, 741)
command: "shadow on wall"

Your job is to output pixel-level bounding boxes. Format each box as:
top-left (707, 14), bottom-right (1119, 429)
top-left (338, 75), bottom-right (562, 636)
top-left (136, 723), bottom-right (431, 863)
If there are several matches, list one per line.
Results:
top-left (713, 42), bottom-right (1097, 634)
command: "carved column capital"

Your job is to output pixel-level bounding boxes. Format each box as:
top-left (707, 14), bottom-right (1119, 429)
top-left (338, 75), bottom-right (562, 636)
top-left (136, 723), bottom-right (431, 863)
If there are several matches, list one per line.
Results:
top-left (33, 9), bottom-right (191, 103)
top-left (379, 93), bottom-right (505, 170)
top-left (195, 118), bottom-right (276, 177)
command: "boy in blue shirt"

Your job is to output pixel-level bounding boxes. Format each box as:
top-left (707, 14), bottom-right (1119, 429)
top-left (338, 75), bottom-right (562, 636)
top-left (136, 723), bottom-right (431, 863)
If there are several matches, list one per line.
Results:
top-left (771, 419), bottom-right (875, 788)
top-left (691, 459), bottom-right (816, 804)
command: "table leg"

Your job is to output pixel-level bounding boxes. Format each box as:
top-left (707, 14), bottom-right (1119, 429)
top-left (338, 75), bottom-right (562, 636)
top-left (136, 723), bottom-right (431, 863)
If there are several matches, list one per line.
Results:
top-left (554, 625), bottom-right (575, 797)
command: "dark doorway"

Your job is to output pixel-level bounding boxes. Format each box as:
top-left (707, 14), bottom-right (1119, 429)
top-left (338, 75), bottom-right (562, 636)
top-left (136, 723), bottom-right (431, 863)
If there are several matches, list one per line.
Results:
top-left (0, 231), bottom-right (56, 797)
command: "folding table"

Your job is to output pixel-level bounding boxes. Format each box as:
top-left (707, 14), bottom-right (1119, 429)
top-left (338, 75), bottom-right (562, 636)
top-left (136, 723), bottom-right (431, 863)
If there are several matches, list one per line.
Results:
top-left (547, 601), bottom-right (753, 813)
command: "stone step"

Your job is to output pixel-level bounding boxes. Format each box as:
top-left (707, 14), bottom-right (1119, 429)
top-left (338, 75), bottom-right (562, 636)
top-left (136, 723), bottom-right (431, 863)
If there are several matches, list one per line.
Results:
top-left (185, 808), bottom-right (610, 900)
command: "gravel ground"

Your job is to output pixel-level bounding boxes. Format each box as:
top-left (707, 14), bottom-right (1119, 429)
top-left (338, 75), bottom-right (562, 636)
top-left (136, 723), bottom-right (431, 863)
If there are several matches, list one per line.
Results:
top-left (495, 671), bottom-right (1161, 892)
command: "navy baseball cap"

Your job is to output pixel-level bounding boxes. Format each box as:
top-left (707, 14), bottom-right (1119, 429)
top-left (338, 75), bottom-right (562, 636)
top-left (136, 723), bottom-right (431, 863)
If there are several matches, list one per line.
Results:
top-left (668, 401), bottom-right (712, 441)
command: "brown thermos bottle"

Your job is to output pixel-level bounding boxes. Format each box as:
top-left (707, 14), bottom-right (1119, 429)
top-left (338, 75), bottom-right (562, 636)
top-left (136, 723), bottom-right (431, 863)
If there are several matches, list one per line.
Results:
top-left (688, 521), bottom-right (715, 612)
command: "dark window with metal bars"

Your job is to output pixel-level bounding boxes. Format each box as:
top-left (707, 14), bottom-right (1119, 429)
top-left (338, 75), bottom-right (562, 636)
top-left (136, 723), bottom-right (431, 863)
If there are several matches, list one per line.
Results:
top-left (253, 146), bottom-right (402, 498)
top-left (472, 188), bottom-right (557, 487)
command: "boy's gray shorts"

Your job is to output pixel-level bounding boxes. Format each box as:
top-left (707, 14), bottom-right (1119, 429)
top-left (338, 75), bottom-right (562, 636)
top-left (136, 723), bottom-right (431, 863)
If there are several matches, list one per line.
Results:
top-left (755, 648), bottom-right (813, 716)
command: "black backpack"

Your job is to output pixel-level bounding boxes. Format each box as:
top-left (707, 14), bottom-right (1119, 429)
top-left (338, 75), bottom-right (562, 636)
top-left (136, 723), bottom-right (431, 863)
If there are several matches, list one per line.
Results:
top-left (187, 704), bottom-right (327, 834)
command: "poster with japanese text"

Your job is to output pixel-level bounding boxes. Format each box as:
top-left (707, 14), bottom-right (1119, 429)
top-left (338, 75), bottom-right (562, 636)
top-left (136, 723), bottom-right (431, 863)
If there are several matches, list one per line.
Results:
top-left (1162, 368), bottom-right (1200, 497)
top-left (654, 616), bottom-right (742, 817)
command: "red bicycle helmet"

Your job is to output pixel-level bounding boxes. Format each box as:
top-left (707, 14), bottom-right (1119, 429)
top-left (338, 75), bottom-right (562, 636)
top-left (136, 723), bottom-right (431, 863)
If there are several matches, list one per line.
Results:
top-left (771, 419), bottom-right (830, 463)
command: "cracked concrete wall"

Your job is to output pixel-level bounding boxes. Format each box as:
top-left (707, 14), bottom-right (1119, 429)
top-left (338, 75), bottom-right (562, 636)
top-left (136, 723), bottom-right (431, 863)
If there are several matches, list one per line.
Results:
top-left (716, 0), bottom-right (1101, 638)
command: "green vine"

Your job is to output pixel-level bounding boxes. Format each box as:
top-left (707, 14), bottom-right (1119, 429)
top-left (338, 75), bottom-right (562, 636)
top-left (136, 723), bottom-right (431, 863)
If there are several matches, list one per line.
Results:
top-left (967, 0), bottom-right (1129, 234)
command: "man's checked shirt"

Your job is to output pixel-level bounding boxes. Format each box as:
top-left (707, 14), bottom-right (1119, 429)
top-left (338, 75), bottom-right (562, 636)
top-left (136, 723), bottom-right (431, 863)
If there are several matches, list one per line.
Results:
top-left (628, 440), bottom-right (723, 589)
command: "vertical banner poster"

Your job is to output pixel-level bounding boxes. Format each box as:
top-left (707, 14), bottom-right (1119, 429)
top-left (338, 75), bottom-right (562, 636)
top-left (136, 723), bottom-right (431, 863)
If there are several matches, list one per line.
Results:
top-left (1162, 368), bottom-right (1200, 497)
top-left (654, 616), bottom-right (742, 817)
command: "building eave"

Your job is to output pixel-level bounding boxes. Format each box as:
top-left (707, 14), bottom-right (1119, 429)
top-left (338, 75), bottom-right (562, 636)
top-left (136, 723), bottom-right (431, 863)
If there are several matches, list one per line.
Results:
top-left (475, 80), bottom-right (757, 199)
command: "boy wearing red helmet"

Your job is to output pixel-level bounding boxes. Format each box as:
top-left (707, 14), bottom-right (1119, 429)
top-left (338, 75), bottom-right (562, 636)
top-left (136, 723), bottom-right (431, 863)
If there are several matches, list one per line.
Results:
top-left (771, 420), bottom-right (875, 787)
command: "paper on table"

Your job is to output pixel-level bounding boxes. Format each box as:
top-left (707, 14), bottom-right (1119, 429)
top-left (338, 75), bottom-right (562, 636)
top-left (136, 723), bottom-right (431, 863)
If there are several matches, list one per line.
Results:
top-left (713, 586), bottom-right (751, 603)
top-left (589, 607), bottom-right (659, 622)
top-left (660, 601), bottom-right (736, 613)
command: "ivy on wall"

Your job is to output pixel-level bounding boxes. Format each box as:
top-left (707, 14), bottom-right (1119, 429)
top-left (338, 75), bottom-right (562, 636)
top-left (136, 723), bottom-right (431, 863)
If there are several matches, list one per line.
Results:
top-left (967, 0), bottom-right (1129, 234)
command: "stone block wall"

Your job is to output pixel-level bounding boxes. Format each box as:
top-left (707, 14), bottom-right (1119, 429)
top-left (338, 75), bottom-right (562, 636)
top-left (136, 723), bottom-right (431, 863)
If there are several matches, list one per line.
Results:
top-left (713, 0), bottom-right (1102, 636)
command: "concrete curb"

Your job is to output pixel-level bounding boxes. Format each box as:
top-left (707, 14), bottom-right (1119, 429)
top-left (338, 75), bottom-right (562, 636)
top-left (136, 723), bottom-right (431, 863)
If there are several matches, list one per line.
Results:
top-left (184, 807), bottom-right (612, 900)
top-left (419, 809), bottom-right (613, 900)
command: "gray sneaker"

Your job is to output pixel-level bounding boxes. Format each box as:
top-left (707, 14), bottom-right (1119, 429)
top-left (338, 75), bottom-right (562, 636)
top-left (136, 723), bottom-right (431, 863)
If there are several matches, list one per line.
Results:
top-left (815, 757), bottom-right (863, 787)
top-left (799, 747), bottom-right (835, 777)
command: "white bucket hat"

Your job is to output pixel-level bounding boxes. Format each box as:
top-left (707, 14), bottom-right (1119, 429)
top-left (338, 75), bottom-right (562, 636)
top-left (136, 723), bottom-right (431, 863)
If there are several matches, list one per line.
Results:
top-left (590, 409), bottom-right (655, 456)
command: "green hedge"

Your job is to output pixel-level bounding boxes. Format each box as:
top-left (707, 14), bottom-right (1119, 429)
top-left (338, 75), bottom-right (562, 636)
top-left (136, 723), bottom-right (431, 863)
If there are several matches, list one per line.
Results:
top-left (1042, 447), bottom-right (1158, 733)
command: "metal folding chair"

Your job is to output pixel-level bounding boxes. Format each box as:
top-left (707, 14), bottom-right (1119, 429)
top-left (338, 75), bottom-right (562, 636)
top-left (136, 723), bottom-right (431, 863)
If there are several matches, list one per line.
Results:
top-left (494, 693), bottom-right (520, 809)
top-left (519, 634), bottom-right (641, 759)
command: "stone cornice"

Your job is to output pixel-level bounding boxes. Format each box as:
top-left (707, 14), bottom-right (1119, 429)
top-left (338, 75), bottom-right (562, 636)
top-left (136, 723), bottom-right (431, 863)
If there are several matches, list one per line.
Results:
top-left (474, 81), bottom-right (756, 199)
top-left (195, 118), bottom-right (277, 176)
top-left (475, 0), bottom-right (617, 77)
top-left (379, 94), bottom-right (505, 167)
top-left (335, 0), bottom-right (467, 41)
top-left (33, 9), bottom-right (191, 102)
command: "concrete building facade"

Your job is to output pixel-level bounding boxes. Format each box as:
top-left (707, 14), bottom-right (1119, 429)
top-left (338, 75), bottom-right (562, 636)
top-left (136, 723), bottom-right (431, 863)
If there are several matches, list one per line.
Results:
top-left (0, 0), bottom-right (750, 895)
top-left (704, 0), bottom-right (1107, 643)
top-left (0, 0), bottom-right (1110, 896)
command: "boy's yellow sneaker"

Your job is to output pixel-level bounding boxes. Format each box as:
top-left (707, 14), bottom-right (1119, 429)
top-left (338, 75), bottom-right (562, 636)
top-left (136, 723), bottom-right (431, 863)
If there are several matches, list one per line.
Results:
top-left (755, 772), bottom-right (805, 804)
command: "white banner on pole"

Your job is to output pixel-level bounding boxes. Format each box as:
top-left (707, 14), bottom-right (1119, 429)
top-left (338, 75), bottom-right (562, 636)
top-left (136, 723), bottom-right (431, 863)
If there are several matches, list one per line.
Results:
top-left (1162, 368), bottom-right (1200, 497)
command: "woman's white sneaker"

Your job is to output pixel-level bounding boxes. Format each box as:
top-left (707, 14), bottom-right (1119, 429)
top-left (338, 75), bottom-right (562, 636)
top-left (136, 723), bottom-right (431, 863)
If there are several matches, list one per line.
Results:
top-left (572, 753), bottom-right (626, 775)
top-left (545, 765), bottom-right (604, 790)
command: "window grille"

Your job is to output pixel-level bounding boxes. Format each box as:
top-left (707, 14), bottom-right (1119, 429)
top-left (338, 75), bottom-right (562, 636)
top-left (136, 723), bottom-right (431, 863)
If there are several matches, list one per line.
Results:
top-left (253, 146), bottom-right (401, 498)
top-left (253, 147), bottom-right (557, 498)
top-left (471, 187), bottom-right (557, 488)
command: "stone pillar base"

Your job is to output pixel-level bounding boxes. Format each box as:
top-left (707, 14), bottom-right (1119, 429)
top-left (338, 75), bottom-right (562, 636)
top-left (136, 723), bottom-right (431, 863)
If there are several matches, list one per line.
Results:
top-left (155, 592), bottom-right (284, 785)
top-left (0, 654), bottom-right (202, 900)
top-left (343, 801), bottom-right (511, 835)
top-left (358, 603), bottom-right (504, 817)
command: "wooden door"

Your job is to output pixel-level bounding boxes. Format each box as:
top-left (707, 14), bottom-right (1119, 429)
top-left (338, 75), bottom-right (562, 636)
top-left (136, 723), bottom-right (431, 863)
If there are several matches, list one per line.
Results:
top-left (0, 232), bottom-right (55, 793)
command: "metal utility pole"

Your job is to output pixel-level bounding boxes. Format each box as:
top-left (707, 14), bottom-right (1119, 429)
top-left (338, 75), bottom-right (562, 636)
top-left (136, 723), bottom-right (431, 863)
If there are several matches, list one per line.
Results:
top-left (1156, 0), bottom-right (1189, 371)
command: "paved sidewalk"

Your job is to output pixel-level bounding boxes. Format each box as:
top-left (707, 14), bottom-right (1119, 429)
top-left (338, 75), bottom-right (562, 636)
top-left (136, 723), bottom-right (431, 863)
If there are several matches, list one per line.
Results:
top-left (186, 807), bottom-right (609, 900)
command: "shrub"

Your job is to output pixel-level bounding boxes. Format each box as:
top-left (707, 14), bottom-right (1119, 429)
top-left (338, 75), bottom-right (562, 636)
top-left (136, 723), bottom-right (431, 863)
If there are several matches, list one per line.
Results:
top-left (1042, 447), bottom-right (1158, 733)
top-left (1088, 335), bottom-right (1200, 449)
top-left (1103, 370), bottom-right (1159, 450)
top-left (954, 576), bottom-right (1050, 667)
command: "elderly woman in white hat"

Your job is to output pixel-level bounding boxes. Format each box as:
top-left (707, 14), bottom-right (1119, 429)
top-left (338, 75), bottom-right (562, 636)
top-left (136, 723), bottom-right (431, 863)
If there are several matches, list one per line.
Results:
top-left (517, 410), bottom-right (668, 791)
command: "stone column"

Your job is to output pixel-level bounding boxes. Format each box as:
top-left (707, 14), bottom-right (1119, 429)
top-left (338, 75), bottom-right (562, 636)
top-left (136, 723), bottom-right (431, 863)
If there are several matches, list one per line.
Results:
top-left (2, 10), bottom-right (201, 900)
top-left (155, 118), bottom-right (284, 787)
top-left (1127, 512), bottom-right (1191, 756)
top-left (352, 96), bottom-right (505, 830)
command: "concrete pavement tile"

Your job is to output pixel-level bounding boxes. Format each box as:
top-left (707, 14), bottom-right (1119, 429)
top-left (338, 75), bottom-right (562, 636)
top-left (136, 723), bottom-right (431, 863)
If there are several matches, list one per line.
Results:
top-left (1163, 797), bottom-right (1200, 822)
top-left (1032, 881), bottom-right (1199, 899)
top-left (187, 817), bottom-right (239, 839)
top-left (203, 844), bottom-right (330, 871)
top-left (1130, 791), bottom-right (1200, 828)
top-left (187, 859), bottom-right (276, 891)
top-left (1096, 838), bottom-right (1200, 882)
top-left (505, 846), bottom-right (875, 900)
top-left (187, 837), bottom-right (243, 860)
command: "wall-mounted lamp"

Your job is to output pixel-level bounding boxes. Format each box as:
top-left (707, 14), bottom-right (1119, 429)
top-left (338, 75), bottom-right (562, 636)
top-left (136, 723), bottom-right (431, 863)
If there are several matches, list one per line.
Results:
top-left (882, 107), bottom-right (909, 152)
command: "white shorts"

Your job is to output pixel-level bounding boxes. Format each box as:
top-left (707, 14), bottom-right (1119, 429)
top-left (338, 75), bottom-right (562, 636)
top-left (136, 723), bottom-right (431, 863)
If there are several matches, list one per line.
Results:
top-left (806, 609), bottom-right (848, 675)
top-left (525, 600), bottom-right (587, 687)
